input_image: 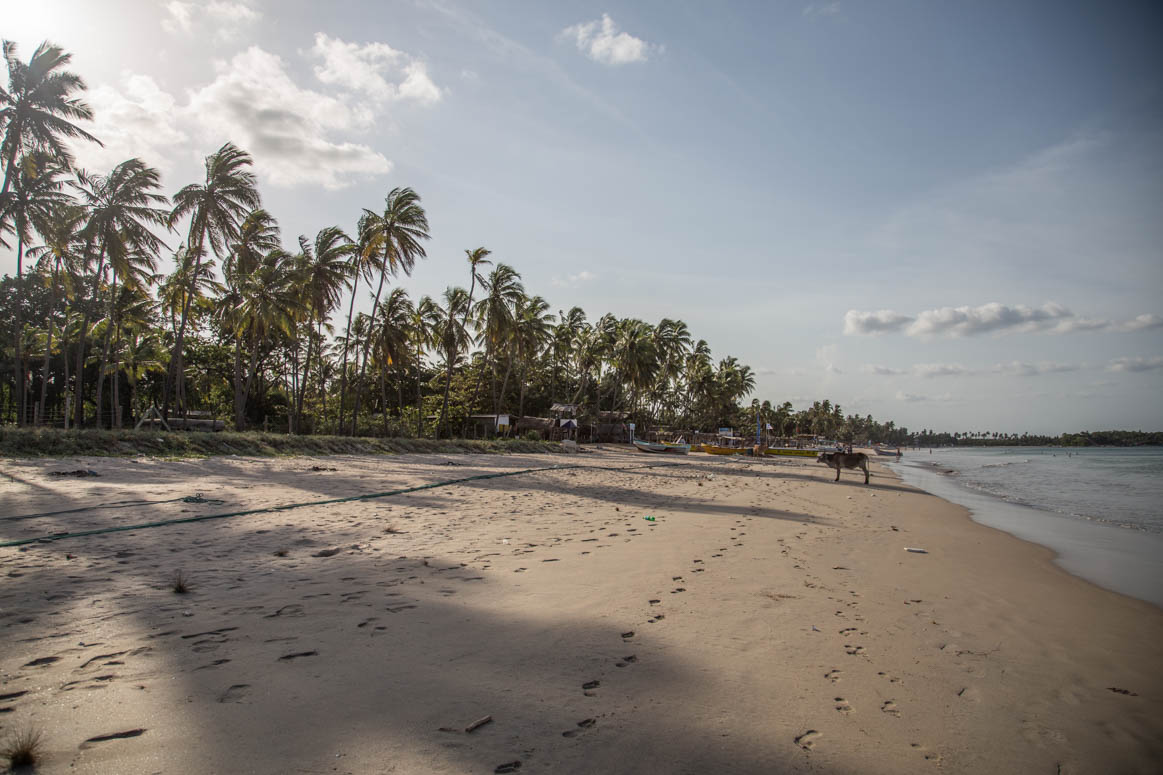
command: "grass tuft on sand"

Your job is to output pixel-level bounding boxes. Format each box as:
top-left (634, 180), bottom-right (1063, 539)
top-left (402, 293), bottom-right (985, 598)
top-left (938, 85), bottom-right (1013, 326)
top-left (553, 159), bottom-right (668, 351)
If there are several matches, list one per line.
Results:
top-left (170, 570), bottom-right (190, 594)
top-left (3, 726), bottom-right (45, 769)
top-left (0, 428), bottom-right (563, 459)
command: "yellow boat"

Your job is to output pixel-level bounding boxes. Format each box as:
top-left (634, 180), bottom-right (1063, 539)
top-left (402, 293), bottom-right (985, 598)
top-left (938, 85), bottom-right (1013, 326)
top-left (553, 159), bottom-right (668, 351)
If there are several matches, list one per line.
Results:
top-left (701, 445), bottom-right (744, 455)
top-left (762, 448), bottom-right (818, 458)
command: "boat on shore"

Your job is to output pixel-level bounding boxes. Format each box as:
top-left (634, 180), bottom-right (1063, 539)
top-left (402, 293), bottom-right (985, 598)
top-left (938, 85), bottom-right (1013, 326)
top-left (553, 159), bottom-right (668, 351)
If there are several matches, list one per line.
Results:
top-left (632, 439), bottom-right (691, 455)
top-left (873, 447), bottom-right (902, 457)
top-left (763, 447), bottom-right (818, 458)
top-left (701, 445), bottom-right (744, 455)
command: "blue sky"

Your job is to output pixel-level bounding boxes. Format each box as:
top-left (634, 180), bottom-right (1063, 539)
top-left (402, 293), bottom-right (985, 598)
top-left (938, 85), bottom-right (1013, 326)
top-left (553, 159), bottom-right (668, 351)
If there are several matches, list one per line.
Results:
top-left (4, 0), bottom-right (1161, 433)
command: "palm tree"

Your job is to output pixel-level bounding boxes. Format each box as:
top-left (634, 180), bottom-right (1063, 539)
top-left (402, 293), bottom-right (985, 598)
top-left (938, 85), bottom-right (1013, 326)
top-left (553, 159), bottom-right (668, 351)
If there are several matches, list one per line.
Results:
top-left (373, 287), bottom-right (413, 432)
top-left (26, 201), bottom-right (84, 424)
top-left (438, 247), bottom-right (490, 437)
top-left (165, 141), bottom-right (260, 419)
top-left (472, 263), bottom-right (524, 418)
top-left (0, 40), bottom-right (100, 197)
top-left (434, 286), bottom-right (472, 436)
top-left (231, 250), bottom-right (297, 429)
top-left (513, 294), bottom-right (554, 422)
top-left (73, 158), bottom-right (170, 427)
top-left (0, 151), bottom-right (71, 423)
top-left (408, 295), bottom-right (440, 436)
top-left (293, 226), bottom-right (354, 431)
top-left (348, 187), bottom-right (430, 435)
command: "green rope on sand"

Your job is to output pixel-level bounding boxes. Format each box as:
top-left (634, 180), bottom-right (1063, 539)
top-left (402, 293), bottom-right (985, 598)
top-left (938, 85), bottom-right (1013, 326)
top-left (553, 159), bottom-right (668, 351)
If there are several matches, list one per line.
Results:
top-left (0, 461), bottom-right (677, 548)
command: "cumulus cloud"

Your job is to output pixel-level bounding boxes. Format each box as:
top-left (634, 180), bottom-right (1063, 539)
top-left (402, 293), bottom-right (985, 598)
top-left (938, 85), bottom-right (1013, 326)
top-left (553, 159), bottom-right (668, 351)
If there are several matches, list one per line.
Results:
top-left (843, 302), bottom-right (1161, 338)
top-left (310, 33), bottom-right (441, 105)
top-left (843, 309), bottom-right (913, 335)
top-left (1107, 356), bottom-right (1163, 373)
top-left (560, 14), bottom-right (660, 65)
top-left (1115, 313), bottom-right (1163, 333)
top-left (993, 361), bottom-right (1080, 377)
top-left (551, 270), bottom-right (595, 288)
top-left (162, 0), bottom-right (260, 41)
top-left (72, 37), bottom-right (442, 189)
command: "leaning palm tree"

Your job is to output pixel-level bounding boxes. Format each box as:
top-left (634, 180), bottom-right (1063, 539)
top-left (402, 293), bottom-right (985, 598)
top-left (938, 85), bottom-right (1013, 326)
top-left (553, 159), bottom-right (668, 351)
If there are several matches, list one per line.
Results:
top-left (164, 141), bottom-right (260, 419)
top-left (72, 158), bottom-right (170, 427)
top-left (0, 151), bottom-right (71, 423)
top-left (0, 40), bottom-right (100, 197)
top-left (347, 187), bottom-right (430, 435)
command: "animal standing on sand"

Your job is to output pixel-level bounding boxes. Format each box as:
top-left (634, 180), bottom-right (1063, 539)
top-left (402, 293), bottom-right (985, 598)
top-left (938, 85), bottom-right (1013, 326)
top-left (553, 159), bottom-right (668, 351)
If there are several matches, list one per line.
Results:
top-left (817, 451), bottom-right (870, 484)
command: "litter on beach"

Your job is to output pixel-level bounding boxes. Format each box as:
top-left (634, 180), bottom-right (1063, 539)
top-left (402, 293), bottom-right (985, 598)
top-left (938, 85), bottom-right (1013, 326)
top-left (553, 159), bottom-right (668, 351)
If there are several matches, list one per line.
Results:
top-left (905, 547), bottom-right (929, 554)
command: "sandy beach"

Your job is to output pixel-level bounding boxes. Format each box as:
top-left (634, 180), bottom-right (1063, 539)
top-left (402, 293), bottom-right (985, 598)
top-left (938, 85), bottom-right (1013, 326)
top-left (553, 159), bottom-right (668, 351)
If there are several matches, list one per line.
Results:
top-left (1, 448), bottom-right (1160, 774)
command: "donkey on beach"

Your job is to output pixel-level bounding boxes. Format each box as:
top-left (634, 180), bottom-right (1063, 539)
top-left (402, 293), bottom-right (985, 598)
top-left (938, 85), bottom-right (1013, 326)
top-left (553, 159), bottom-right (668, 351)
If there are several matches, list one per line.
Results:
top-left (817, 451), bottom-right (870, 484)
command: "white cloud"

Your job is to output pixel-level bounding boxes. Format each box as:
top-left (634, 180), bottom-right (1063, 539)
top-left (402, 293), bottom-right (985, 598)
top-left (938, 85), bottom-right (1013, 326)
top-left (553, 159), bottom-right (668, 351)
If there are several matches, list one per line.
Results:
top-left (815, 344), bottom-right (842, 374)
top-left (913, 363), bottom-right (970, 378)
top-left (843, 309), bottom-right (914, 335)
top-left (993, 361), bottom-right (1080, 377)
top-left (843, 302), bottom-right (1161, 338)
top-left (75, 74), bottom-right (190, 173)
top-left (551, 270), bottom-right (595, 288)
top-left (1107, 356), bottom-right (1163, 373)
top-left (1115, 313), bottom-right (1163, 333)
top-left (909, 302), bottom-right (1072, 337)
top-left (71, 37), bottom-right (443, 190)
top-left (310, 33), bottom-right (441, 105)
top-left (860, 364), bottom-right (906, 376)
top-left (896, 391), bottom-right (954, 403)
top-left (802, 2), bottom-right (843, 19)
top-left (560, 14), bottom-right (660, 66)
top-left (161, 1), bottom-right (194, 34)
top-left (162, 0), bottom-right (260, 42)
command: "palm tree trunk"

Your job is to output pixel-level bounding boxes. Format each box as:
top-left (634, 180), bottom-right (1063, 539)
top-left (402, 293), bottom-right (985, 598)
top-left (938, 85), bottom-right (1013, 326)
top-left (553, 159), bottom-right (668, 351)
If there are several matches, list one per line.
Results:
top-left (232, 334), bottom-right (246, 430)
top-left (461, 349), bottom-right (488, 437)
top-left (164, 233), bottom-right (206, 420)
top-left (112, 322), bottom-right (122, 428)
top-left (95, 274), bottom-right (118, 429)
top-left (35, 263), bottom-right (63, 426)
top-left (74, 252), bottom-right (106, 429)
top-left (351, 268), bottom-right (389, 436)
top-left (336, 273), bottom-right (361, 434)
top-left (414, 339), bottom-right (423, 437)
top-left (13, 234), bottom-right (26, 425)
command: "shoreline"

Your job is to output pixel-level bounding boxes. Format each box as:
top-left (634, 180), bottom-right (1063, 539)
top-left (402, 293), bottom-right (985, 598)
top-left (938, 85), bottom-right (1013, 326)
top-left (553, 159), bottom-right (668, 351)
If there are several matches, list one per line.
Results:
top-left (2, 450), bottom-right (1160, 773)
top-left (889, 455), bottom-right (1163, 609)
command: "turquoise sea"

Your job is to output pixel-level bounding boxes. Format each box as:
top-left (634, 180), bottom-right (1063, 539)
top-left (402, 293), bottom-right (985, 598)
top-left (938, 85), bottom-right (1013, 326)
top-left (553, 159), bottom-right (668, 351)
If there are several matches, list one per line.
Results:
top-left (888, 446), bottom-right (1163, 608)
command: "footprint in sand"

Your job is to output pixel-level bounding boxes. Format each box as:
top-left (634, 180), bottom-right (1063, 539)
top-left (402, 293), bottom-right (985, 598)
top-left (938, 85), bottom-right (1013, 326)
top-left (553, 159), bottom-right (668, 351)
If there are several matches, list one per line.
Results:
top-left (218, 684), bottom-right (251, 703)
top-left (615, 655), bottom-right (637, 667)
top-left (794, 729), bottom-right (821, 750)
top-left (844, 644), bottom-right (865, 656)
top-left (834, 697), bottom-right (852, 714)
top-left (671, 588), bottom-right (685, 594)
top-left (881, 700), bottom-right (900, 716)
top-left (825, 668), bottom-right (842, 683)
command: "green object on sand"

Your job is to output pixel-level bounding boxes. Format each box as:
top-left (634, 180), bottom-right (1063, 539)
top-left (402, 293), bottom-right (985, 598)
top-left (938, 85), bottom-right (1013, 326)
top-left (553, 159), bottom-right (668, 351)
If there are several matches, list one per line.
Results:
top-left (644, 516), bottom-right (656, 521)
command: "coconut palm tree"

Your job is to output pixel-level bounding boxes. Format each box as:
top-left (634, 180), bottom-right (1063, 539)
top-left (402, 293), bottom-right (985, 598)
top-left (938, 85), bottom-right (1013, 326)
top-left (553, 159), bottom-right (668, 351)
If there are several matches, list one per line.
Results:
top-left (408, 295), bottom-right (440, 436)
top-left (26, 201), bottom-right (84, 424)
top-left (0, 151), bottom-right (71, 423)
top-left (437, 247), bottom-right (490, 436)
top-left (0, 40), bottom-right (100, 197)
top-left (73, 158), bottom-right (169, 427)
top-left (347, 187), bottom-right (430, 435)
top-left (513, 294), bottom-right (554, 422)
top-left (373, 287), bottom-right (413, 432)
top-left (293, 226), bottom-right (354, 431)
top-left (471, 263), bottom-right (523, 417)
top-left (434, 286), bottom-right (472, 436)
top-left (231, 249), bottom-right (297, 429)
top-left (165, 141), bottom-right (260, 419)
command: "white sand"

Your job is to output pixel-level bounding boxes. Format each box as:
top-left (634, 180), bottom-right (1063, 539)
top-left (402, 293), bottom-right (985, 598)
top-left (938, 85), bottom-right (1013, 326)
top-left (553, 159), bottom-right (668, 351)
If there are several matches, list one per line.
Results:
top-left (1, 449), bottom-right (1160, 773)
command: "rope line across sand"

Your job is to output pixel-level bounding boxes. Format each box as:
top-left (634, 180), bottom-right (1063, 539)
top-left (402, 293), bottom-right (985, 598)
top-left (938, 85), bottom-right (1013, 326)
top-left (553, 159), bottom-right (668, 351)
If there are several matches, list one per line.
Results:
top-left (0, 461), bottom-right (678, 548)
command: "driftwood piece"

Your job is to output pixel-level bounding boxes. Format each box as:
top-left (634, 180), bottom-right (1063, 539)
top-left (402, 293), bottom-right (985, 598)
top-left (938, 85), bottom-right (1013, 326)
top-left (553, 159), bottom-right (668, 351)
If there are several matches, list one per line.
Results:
top-left (465, 715), bottom-right (493, 733)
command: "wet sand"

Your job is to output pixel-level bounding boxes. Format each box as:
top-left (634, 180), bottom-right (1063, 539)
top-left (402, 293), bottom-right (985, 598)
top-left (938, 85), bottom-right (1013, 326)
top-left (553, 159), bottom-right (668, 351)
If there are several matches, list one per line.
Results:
top-left (1, 449), bottom-right (1160, 774)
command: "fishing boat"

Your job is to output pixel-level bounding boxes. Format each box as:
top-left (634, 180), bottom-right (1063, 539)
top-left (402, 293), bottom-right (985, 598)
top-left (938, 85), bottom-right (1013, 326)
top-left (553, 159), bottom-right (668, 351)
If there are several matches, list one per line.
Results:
top-left (762, 447), bottom-right (818, 458)
top-left (873, 446), bottom-right (902, 457)
top-left (701, 445), bottom-right (744, 455)
top-left (633, 439), bottom-right (691, 455)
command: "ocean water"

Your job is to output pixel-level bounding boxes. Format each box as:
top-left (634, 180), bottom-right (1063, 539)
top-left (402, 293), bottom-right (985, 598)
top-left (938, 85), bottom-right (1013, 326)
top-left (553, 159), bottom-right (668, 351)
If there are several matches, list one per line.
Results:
top-left (887, 447), bottom-right (1163, 608)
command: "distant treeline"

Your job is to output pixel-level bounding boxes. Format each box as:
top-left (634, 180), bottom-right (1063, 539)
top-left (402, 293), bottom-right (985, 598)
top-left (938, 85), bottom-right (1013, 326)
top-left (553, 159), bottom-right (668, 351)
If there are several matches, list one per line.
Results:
top-left (908, 430), bottom-right (1162, 448)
